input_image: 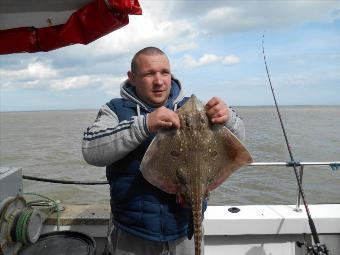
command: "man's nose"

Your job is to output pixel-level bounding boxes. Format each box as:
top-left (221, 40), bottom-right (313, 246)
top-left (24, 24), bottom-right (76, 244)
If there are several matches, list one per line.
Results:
top-left (153, 72), bottom-right (163, 85)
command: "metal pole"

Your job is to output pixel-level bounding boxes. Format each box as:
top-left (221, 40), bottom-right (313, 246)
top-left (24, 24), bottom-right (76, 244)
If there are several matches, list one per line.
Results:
top-left (248, 161), bottom-right (339, 167)
top-left (294, 165), bottom-right (304, 212)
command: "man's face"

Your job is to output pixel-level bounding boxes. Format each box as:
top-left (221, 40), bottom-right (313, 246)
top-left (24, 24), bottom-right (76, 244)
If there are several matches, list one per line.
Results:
top-left (128, 53), bottom-right (171, 107)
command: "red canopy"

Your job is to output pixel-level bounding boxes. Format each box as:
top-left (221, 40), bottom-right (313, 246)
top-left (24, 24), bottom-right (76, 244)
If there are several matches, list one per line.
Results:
top-left (0, 0), bottom-right (142, 54)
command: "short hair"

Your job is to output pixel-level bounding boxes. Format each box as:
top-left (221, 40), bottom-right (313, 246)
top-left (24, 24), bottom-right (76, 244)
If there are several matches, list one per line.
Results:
top-left (131, 47), bottom-right (167, 74)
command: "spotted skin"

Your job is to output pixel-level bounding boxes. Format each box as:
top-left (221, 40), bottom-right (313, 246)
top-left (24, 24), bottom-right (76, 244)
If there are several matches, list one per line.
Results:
top-left (140, 95), bottom-right (253, 255)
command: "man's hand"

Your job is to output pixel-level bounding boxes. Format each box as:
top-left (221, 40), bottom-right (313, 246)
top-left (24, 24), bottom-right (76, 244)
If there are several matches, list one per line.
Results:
top-left (205, 96), bottom-right (229, 124)
top-left (147, 107), bottom-right (180, 133)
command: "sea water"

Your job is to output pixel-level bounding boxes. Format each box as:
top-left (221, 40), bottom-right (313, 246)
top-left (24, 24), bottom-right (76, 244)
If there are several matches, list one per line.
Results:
top-left (1, 106), bottom-right (339, 205)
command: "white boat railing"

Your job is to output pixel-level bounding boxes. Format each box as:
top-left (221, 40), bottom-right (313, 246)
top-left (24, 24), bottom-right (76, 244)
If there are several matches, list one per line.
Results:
top-left (21, 161), bottom-right (340, 211)
top-left (247, 161), bottom-right (340, 211)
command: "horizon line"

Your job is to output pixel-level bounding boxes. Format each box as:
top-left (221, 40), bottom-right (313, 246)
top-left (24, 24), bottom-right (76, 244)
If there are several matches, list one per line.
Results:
top-left (1, 104), bottom-right (340, 113)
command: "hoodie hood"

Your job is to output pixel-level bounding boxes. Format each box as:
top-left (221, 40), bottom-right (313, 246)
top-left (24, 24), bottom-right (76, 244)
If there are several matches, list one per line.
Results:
top-left (120, 76), bottom-right (185, 111)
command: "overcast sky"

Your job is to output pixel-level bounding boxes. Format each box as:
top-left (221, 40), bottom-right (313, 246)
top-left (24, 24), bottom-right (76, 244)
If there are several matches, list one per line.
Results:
top-left (1, 0), bottom-right (339, 111)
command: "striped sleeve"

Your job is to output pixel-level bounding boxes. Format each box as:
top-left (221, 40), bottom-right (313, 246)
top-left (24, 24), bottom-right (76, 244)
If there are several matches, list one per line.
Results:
top-left (82, 104), bottom-right (149, 167)
top-left (225, 107), bottom-right (245, 142)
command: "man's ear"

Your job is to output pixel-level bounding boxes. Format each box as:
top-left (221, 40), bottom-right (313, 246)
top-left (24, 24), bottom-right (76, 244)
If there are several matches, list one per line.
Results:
top-left (127, 71), bottom-right (135, 86)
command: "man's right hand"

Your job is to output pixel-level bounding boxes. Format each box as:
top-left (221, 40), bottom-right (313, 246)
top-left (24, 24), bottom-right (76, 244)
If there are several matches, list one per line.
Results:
top-left (147, 107), bottom-right (180, 133)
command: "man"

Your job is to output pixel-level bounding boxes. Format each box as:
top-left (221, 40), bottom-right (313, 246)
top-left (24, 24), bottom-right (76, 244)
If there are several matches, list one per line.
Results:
top-left (82, 47), bottom-right (245, 255)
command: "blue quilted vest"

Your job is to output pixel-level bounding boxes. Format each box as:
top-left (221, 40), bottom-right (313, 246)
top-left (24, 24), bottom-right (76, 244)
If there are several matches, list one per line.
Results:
top-left (106, 82), bottom-right (192, 241)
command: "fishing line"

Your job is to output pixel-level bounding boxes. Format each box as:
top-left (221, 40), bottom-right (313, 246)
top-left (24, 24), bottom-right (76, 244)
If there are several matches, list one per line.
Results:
top-left (261, 34), bottom-right (328, 255)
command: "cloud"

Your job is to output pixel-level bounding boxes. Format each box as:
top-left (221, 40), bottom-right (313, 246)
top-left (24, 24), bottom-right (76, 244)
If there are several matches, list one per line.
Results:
top-left (172, 1), bottom-right (340, 33)
top-left (47, 75), bottom-right (124, 98)
top-left (1, 59), bottom-right (59, 90)
top-left (182, 53), bottom-right (240, 68)
top-left (92, 75), bottom-right (126, 96)
top-left (222, 55), bottom-right (240, 65)
top-left (79, 1), bottom-right (340, 61)
top-left (86, 1), bottom-right (199, 59)
top-left (1, 59), bottom-right (124, 95)
top-left (167, 42), bottom-right (198, 53)
top-left (1, 0), bottom-right (339, 110)
top-left (2, 74), bottom-right (125, 96)
top-left (49, 75), bottom-right (92, 91)
top-left (93, 19), bottom-right (197, 56)
top-left (48, 74), bottom-right (124, 95)
top-left (0, 60), bottom-right (58, 81)
top-left (204, 6), bottom-right (240, 23)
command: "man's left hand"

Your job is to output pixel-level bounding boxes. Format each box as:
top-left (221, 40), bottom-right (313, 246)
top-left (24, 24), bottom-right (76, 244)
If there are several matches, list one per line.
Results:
top-left (205, 96), bottom-right (229, 124)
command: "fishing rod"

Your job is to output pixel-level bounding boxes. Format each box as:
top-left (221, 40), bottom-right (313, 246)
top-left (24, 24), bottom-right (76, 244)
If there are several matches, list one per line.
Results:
top-left (261, 34), bottom-right (328, 255)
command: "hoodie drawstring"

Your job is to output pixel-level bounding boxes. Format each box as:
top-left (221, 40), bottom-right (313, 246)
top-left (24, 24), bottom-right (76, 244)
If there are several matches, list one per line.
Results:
top-left (173, 103), bottom-right (178, 112)
top-left (136, 104), bottom-right (141, 116)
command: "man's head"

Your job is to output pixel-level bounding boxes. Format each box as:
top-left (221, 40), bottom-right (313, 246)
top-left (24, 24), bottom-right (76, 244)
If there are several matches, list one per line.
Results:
top-left (128, 47), bottom-right (171, 107)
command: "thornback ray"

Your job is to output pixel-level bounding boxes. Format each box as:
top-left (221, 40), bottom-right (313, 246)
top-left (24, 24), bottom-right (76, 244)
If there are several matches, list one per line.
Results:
top-left (140, 95), bottom-right (253, 255)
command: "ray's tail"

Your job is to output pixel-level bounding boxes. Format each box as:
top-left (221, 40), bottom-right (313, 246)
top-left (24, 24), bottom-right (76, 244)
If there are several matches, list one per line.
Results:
top-left (192, 201), bottom-right (203, 255)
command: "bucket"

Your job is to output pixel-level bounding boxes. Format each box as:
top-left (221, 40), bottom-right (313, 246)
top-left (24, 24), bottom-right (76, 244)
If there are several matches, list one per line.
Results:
top-left (19, 230), bottom-right (96, 255)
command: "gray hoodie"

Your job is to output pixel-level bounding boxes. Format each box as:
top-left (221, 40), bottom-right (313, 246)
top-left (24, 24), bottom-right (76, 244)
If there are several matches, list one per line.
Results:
top-left (82, 78), bottom-right (245, 167)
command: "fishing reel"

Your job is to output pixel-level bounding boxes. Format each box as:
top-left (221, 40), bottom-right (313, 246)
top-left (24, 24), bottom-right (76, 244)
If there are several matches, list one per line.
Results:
top-left (296, 241), bottom-right (329, 255)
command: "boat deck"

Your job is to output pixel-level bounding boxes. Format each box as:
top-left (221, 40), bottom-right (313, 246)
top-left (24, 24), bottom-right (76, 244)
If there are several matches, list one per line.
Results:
top-left (42, 204), bottom-right (340, 255)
